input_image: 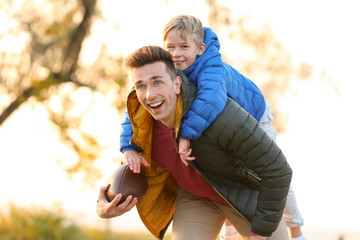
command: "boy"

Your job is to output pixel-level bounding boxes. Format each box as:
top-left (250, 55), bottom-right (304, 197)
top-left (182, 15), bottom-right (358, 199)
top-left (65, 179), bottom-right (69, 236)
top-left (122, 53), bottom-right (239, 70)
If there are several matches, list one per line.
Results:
top-left (120, 15), bottom-right (306, 240)
top-left (163, 15), bottom-right (267, 165)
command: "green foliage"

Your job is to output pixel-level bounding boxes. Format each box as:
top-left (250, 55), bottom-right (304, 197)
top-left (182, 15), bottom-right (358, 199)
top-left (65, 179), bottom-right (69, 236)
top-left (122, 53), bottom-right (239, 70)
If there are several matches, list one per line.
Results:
top-left (0, 203), bottom-right (87, 240)
top-left (0, 203), bottom-right (174, 240)
top-left (82, 228), bottom-right (172, 240)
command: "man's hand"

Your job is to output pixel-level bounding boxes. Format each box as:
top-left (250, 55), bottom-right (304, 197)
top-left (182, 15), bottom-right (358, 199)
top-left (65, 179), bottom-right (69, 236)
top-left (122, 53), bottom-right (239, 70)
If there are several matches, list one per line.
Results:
top-left (124, 149), bottom-right (150, 173)
top-left (178, 137), bottom-right (195, 166)
top-left (96, 184), bottom-right (137, 219)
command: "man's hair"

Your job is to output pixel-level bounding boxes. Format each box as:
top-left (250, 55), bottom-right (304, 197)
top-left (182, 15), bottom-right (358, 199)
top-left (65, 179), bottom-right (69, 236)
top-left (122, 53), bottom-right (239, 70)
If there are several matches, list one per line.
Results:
top-left (125, 46), bottom-right (177, 80)
top-left (163, 15), bottom-right (204, 47)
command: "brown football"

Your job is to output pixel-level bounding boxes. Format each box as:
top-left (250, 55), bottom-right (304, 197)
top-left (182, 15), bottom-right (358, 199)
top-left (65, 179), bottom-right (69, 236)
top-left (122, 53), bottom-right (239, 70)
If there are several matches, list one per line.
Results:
top-left (105, 165), bottom-right (148, 205)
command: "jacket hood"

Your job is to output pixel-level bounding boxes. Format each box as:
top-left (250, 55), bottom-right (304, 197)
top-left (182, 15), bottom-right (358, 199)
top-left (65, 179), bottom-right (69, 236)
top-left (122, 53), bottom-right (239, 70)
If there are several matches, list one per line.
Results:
top-left (183, 27), bottom-right (222, 83)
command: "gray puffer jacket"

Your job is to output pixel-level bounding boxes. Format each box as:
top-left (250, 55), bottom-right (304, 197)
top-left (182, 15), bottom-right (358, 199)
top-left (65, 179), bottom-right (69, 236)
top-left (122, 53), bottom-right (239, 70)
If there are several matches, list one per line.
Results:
top-left (179, 71), bottom-right (292, 237)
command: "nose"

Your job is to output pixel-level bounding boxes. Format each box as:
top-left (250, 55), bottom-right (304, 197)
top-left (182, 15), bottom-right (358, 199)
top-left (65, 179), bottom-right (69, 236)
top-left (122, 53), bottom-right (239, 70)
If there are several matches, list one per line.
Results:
top-left (146, 86), bottom-right (156, 100)
top-left (172, 47), bottom-right (180, 57)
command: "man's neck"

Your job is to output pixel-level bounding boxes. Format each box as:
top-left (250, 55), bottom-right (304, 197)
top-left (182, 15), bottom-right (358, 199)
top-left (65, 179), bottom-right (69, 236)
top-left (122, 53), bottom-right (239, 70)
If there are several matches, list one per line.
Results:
top-left (159, 119), bottom-right (175, 129)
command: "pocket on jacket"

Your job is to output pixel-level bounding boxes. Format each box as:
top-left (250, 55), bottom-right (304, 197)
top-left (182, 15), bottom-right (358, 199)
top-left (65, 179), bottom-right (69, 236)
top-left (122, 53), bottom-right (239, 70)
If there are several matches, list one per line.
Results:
top-left (233, 158), bottom-right (262, 190)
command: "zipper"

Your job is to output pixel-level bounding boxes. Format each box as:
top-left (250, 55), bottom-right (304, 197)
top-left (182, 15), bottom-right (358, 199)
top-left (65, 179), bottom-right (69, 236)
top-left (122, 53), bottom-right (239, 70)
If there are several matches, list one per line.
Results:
top-left (235, 157), bottom-right (262, 186)
top-left (247, 171), bottom-right (262, 185)
top-left (189, 162), bottom-right (251, 224)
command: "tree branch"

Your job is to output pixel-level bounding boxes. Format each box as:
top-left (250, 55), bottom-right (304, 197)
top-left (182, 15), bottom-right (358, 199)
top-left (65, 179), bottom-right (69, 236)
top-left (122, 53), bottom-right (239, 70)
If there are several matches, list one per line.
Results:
top-left (0, 0), bottom-right (98, 127)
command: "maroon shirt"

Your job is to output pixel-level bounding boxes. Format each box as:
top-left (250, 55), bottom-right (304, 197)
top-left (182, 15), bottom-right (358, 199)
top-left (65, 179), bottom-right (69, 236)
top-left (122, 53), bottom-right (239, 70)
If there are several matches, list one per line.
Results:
top-left (151, 120), bottom-right (229, 206)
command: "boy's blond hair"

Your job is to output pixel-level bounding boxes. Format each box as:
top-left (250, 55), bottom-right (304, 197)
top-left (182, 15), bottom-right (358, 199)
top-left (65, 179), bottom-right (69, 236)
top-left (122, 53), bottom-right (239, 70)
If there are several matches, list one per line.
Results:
top-left (163, 15), bottom-right (204, 47)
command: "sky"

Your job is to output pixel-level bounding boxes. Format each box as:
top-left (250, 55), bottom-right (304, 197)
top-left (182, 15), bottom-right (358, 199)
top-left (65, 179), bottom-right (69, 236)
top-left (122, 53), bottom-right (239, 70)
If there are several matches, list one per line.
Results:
top-left (1, 0), bottom-right (360, 237)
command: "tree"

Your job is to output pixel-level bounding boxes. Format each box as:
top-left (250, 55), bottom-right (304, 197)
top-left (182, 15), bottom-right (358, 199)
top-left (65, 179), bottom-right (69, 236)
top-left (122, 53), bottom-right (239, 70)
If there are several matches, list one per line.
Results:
top-left (205, 0), bottom-right (312, 134)
top-left (0, 0), bottom-right (128, 183)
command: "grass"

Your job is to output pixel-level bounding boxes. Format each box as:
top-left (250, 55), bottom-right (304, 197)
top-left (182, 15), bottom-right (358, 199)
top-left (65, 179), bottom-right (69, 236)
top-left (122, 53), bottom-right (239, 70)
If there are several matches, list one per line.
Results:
top-left (83, 228), bottom-right (172, 240)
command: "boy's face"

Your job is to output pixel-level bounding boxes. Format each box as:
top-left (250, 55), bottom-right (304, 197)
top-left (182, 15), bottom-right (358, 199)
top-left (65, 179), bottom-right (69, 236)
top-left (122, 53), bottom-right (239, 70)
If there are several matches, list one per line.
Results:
top-left (131, 61), bottom-right (182, 129)
top-left (164, 29), bottom-right (205, 71)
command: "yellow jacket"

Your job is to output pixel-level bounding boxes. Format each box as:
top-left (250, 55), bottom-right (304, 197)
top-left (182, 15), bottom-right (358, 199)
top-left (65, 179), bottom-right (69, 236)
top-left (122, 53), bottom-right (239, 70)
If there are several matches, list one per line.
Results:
top-left (126, 89), bottom-right (184, 239)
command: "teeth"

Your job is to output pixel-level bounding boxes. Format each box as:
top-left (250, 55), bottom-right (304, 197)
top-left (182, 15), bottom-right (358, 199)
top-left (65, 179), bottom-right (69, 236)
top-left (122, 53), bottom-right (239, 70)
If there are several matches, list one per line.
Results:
top-left (150, 102), bottom-right (162, 107)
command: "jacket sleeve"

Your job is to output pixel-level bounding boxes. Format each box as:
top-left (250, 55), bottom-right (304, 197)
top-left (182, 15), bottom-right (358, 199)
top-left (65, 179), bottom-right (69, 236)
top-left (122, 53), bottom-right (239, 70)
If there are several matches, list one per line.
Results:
top-left (179, 70), bottom-right (227, 139)
top-left (119, 109), bottom-right (137, 153)
top-left (214, 99), bottom-right (292, 236)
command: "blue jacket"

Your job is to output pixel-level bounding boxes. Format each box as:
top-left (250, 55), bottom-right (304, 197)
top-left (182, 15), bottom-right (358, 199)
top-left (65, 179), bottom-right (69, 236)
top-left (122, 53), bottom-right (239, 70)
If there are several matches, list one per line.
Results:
top-left (120, 27), bottom-right (265, 152)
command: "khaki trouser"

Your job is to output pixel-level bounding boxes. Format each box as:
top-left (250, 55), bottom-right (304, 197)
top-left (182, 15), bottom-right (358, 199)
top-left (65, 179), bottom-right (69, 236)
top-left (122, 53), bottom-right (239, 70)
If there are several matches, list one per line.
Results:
top-left (172, 188), bottom-right (289, 240)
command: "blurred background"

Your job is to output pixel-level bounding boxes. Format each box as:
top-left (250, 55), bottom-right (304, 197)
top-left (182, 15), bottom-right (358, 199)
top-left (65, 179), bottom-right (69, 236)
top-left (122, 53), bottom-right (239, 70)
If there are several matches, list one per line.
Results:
top-left (0, 0), bottom-right (359, 239)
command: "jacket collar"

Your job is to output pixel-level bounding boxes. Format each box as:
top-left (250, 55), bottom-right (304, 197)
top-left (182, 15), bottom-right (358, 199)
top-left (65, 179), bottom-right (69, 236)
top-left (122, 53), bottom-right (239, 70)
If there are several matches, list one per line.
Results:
top-left (127, 70), bottom-right (197, 141)
top-left (177, 70), bottom-right (197, 114)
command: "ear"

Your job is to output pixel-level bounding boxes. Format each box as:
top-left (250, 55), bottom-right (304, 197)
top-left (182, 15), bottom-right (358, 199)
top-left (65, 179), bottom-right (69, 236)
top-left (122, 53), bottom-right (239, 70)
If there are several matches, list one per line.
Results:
top-left (197, 43), bottom-right (206, 56)
top-left (174, 76), bottom-right (182, 94)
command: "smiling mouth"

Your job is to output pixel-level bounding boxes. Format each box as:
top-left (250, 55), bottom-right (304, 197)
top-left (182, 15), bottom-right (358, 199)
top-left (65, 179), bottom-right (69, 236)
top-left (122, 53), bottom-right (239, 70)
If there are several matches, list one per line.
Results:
top-left (149, 101), bottom-right (163, 109)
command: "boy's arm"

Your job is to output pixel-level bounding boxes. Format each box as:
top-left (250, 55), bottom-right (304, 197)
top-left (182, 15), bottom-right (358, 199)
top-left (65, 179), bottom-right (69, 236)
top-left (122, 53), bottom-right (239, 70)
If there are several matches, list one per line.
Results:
top-left (180, 69), bottom-right (227, 140)
top-left (178, 66), bottom-right (227, 162)
top-left (124, 149), bottom-right (149, 173)
top-left (120, 110), bottom-right (150, 173)
top-left (120, 109), bottom-right (137, 153)
top-left (178, 137), bottom-right (195, 166)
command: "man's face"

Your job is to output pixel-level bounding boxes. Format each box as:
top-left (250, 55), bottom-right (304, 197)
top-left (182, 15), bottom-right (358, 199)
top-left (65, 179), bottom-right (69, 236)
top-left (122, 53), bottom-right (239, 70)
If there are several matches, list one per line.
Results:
top-left (164, 29), bottom-right (205, 71)
top-left (131, 61), bottom-right (181, 128)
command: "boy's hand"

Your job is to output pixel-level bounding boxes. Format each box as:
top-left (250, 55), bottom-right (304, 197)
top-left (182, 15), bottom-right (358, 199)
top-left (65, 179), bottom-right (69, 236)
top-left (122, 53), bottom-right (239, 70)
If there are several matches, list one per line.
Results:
top-left (124, 149), bottom-right (150, 173)
top-left (178, 137), bottom-right (195, 166)
top-left (96, 184), bottom-right (137, 219)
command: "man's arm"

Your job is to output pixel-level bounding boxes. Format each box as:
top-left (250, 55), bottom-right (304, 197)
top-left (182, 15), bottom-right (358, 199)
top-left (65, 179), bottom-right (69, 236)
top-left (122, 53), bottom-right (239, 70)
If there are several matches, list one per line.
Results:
top-left (213, 99), bottom-right (292, 236)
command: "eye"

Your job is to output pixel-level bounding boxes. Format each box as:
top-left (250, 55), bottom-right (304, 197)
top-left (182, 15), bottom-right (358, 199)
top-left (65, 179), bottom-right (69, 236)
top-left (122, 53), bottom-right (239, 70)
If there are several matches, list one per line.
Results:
top-left (154, 80), bottom-right (162, 85)
top-left (182, 45), bottom-right (189, 49)
top-left (136, 84), bottom-right (144, 90)
top-left (166, 45), bottom-right (174, 51)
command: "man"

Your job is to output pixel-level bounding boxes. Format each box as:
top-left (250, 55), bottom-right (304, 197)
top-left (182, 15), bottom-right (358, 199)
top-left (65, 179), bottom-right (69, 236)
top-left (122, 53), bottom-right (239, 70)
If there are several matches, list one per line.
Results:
top-left (97, 46), bottom-right (292, 240)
